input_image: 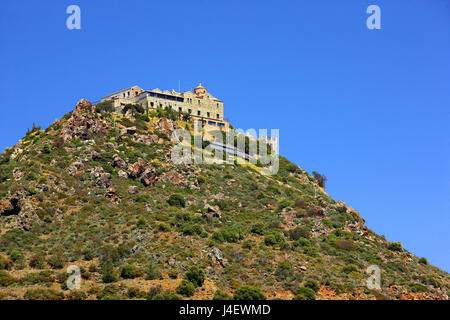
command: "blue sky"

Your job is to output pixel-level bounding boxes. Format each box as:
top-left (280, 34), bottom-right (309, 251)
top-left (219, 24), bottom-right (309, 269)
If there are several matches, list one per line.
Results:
top-left (0, 1), bottom-right (449, 271)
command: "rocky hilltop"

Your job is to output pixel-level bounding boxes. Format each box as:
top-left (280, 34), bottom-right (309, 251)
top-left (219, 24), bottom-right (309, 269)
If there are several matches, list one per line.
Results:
top-left (0, 99), bottom-right (448, 300)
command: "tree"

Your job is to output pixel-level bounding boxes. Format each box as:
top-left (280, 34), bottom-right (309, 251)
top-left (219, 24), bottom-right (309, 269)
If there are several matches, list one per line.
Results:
top-left (176, 279), bottom-right (196, 297)
top-left (312, 171), bottom-right (327, 188)
top-left (184, 266), bottom-right (205, 287)
top-left (95, 101), bottom-right (114, 113)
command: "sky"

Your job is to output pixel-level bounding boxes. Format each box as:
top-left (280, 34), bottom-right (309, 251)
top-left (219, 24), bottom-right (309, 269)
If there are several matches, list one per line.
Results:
top-left (0, 1), bottom-right (449, 271)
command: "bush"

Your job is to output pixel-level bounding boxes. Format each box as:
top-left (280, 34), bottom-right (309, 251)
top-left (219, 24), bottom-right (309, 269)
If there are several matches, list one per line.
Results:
top-left (120, 264), bottom-right (142, 279)
top-left (23, 288), bottom-right (64, 300)
top-left (122, 104), bottom-right (144, 115)
top-left (250, 223), bottom-right (265, 235)
top-left (409, 283), bottom-right (428, 293)
top-left (47, 252), bottom-right (66, 269)
top-left (100, 260), bottom-right (119, 283)
top-left (0, 256), bottom-right (12, 270)
top-left (304, 279), bottom-right (319, 292)
top-left (66, 290), bottom-right (87, 300)
top-left (423, 273), bottom-right (443, 288)
top-left (29, 254), bottom-right (46, 269)
top-left (264, 232), bottom-right (285, 246)
top-left (147, 285), bottom-right (162, 300)
top-left (95, 101), bottom-right (114, 113)
top-left (152, 291), bottom-right (183, 300)
top-left (0, 270), bottom-right (16, 287)
top-left (9, 249), bottom-right (24, 263)
top-left (184, 266), bottom-right (205, 287)
top-left (167, 194), bottom-right (186, 208)
top-left (275, 260), bottom-right (294, 280)
top-left (182, 224), bottom-right (204, 237)
top-left (213, 290), bottom-right (233, 300)
top-left (144, 262), bottom-right (161, 280)
top-left (233, 286), bottom-right (266, 300)
top-left (387, 242), bottom-right (403, 252)
top-left (176, 279), bottom-right (196, 297)
top-left (168, 269), bottom-right (178, 279)
top-left (341, 264), bottom-right (359, 274)
top-left (418, 257), bottom-right (428, 265)
top-left (288, 226), bottom-right (310, 240)
top-left (293, 287), bottom-right (316, 300)
top-left (211, 228), bottom-right (243, 243)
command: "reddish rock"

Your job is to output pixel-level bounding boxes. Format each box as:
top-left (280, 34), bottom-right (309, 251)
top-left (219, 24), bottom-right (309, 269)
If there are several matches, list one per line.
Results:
top-left (75, 99), bottom-right (93, 113)
top-left (128, 158), bottom-right (146, 179)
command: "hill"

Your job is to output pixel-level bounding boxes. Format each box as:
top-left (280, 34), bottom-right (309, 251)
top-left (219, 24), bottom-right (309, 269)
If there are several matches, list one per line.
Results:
top-left (0, 99), bottom-right (448, 300)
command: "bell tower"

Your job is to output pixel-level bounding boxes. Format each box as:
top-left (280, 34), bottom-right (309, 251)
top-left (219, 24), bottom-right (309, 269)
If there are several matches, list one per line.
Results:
top-left (194, 83), bottom-right (207, 97)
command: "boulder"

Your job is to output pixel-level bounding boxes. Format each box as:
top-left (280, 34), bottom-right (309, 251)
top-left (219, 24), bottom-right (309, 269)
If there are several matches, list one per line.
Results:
top-left (91, 150), bottom-right (102, 161)
top-left (128, 158), bottom-right (146, 179)
top-left (113, 156), bottom-right (127, 170)
top-left (140, 167), bottom-right (158, 186)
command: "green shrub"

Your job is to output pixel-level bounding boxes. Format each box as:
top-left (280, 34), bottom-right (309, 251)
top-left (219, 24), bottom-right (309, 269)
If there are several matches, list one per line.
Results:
top-left (120, 264), bottom-right (142, 279)
top-left (176, 279), bottom-right (196, 297)
top-left (213, 290), bottom-right (233, 300)
top-left (409, 283), bottom-right (428, 293)
top-left (275, 260), bottom-right (294, 280)
top-left (418, 257), bottom-right (428, 265)
top-left (144, 262), bottom-right (161, 280)
top-left (100, 260), bottom-right (119, 283)
top-left (0, 270), bottom-right (16, 287)
top-left (423, 273), bottom-right (443, 288)
top-left (184, 266), bottom-right (205, 287)
top-left (233, 286), bottom-right (266, 300)
top-left (29, 254), bottom-right (46, 269)
top-left (157, 223), bottom-right (171, 232)
top-left (341, 264), bottom-right (359, 274)
top-left (182, 224), bottom-right (204, 236)
top-left (250, 223), bottom-right (265, 235)
top-left (167, 194), bottom-right (186, 208)
top-left (288, 226), bottom-right (310, 240)
top-left (211, 228), bottom-right (243, 243)
top-left (152, 291), bottom-right (183, 300)
top-left (304, 279), bottom-right (319, 292)
top-left (95, 101), bottom-right (114, 113)
top-left (293, 287), bottom-right (316, 300)
top-left (23, 288), bottom-right (64, 300)
top-left (168, 269), bottom-right (178, 279)
top-left (0, 256), bottom-right (12, 270)
top-left (47, 252), bottom-right (66, 269)
top-left (66, 290), bottom-right (87, 300)
top-left (264, 232), bottom-right (285, 246)
top-left (387, 241), bottom-right (403, 252)
top-left (147, 285), bottom-right (162, 300)
top-left (9, 249), bottom-right (24, 263)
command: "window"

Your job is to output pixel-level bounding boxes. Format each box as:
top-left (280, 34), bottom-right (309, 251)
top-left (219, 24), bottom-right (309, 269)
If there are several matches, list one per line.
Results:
top-left (207, 112), bottom-right (210, 117)
top-left (178, 107), bottom-right (182, 112)
top-left (197, 110), bottom-right (201, 116)
top-left (217, 114), bottom-right (220, 119)
top-left (217, 103), bottom-right (219, 108)
top-left (198, 100), bottom-right (200, 105)
top-left (188, 109), bottom-right (192, 113)
top-left (150, 102), bottom-right (154, 107)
